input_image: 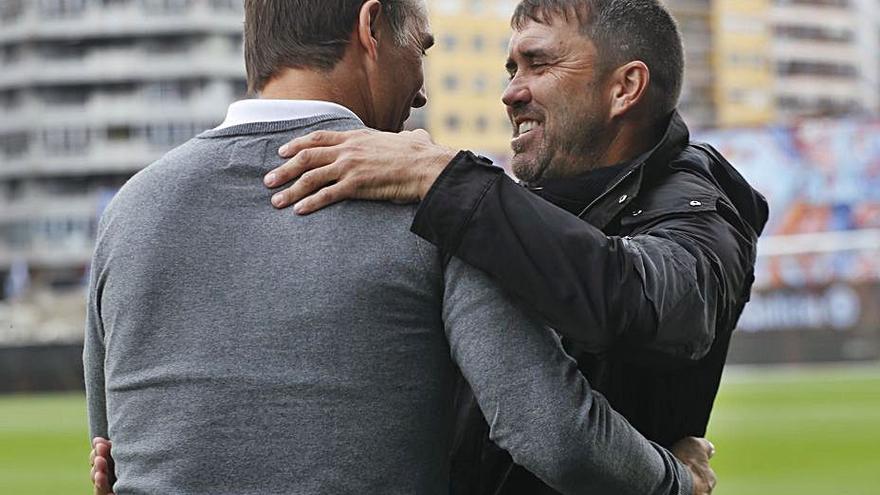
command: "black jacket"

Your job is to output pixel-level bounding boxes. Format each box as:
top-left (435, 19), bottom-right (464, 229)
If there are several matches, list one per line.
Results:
top-left (413, 112), bottom-right (769, 494)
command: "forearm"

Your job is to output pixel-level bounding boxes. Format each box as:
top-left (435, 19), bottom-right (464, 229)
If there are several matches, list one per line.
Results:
top-left (416, 155), bottom-right (736, 361)
top-left (443, 258), bottom-right (693, 495)
top-left (416, 154), bottom-right (646, 351)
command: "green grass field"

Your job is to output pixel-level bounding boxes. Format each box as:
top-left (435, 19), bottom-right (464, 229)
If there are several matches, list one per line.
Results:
top-left (1, 365), bottom-right (878, 494)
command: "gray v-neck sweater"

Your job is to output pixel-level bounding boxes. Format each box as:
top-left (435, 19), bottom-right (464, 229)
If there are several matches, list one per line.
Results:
top-left (84, 114), bottom-right (691, 495)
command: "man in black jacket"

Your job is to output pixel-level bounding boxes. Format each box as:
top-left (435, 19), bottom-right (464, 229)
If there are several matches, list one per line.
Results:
top-left (258, 1), bottom-right (767, 493)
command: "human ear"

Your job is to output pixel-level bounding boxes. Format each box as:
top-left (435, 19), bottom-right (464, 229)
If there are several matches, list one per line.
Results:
top-left (356, 0), bottom-right (383, 61)
top-left (609, 61), bottom-right (649, 119)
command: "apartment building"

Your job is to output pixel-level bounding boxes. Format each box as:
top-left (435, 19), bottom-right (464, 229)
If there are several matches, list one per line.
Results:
top-left (713, 0), bottom-right (878, 127)
top-left (667, 0), bottom-right (717, 129)
top-left (0, 0), bottom-right (246, 295)
top-left (423, 0), bottom-right (518, 160)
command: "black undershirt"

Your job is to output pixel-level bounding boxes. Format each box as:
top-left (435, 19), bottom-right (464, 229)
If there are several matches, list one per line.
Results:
top-left (530, 162), bottom-right (630, 215)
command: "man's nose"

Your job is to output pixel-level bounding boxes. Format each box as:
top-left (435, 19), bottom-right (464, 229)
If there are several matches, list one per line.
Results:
top-left (412, 86), bottom-right (427, 108)
top-left (501, 76), bottom-right (530, 109)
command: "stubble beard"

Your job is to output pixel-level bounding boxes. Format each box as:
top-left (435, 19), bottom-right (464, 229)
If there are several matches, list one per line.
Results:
top-left (512, 110), bottom-right (607, 184)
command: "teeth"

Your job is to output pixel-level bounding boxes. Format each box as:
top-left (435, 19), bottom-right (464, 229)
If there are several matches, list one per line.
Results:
top-left (518, 120), bottom-right (539, 135)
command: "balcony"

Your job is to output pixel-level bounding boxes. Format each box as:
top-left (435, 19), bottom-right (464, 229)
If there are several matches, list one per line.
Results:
top-left (0, 87), bottom-right (233, 132)
top-left (773, 40), bottom-right (859, 64)
top-left (0, 1), bottom-right (243, 44)
top-left (0, 195), bottom-right (99, 269)
top-left (0, 136), bottom-right (194, 179)
top-left (0, 47), bottom-right (245, 90)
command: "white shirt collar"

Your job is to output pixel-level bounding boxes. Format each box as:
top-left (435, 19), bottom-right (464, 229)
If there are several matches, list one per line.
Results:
top-left (216, 99), bottom-right (363, 129)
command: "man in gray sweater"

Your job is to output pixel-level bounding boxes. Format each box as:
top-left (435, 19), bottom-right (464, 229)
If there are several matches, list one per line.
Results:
top-left (84, 1), bottom-right (712, 493)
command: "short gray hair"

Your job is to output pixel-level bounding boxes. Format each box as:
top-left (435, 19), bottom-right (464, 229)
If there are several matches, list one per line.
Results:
top-left (512, 0), bottom-right (684, 123)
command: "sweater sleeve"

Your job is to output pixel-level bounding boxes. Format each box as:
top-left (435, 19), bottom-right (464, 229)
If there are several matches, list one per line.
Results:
top-left (441, 256), bottom-right (693, 495)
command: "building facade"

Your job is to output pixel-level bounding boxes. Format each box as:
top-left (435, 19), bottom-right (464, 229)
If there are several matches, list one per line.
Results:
top-left (0, 0), bottom-right (246, 296)
top-left (424, 0), bottom-right (518, 161)
top-left (667, 0), bottom-right (717, 129)
top-left (712, 0), bottom-right (878, 127)
top-left (0, 0), bottom-right (247, 344)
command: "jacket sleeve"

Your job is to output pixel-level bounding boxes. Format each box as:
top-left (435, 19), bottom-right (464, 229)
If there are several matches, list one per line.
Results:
top-left (442, 257), bottom-right (693, 495)
top-left (414, 152), bottom-right (750, 362)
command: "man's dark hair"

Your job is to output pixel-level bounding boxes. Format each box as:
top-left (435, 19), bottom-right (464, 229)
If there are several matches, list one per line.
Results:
top-left (512, 0), bottom-right (684, 122)
top-left (244, 0), bottom-right (420, 94)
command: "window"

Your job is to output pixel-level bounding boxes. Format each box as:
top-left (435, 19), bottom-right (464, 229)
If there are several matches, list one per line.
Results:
top-left (210, 0), bottom-right (242, 13)
top-left (140, 0), bottom-right (192, 14)
top-left (777, 60), bottom-right (858, 78)
top-left (143, 36), bottom-right (192, 54)
top-left (773, 0), bottom-right (849, 7)
top-left (227, 34), bottom-right (243, 53)
top-left (472, 35), bottom-right (485, 52)
top-left (776, 95), bottom-right (859, 115)
top-left (107, 126), bottom-right (133, 142)
top-left (39, 86), bottom-right (89, 105)
top-left (0, 0), bottom-right (25, 22)
top-left (38, 0), bottom-right (86, 18)
top-left (143, 80), bottom-right (200, 101)
top-left (473, 75), bottom-right (487, 93)
top-left (0, 90), bottom-right (18, 110)
top-left (475, 116), bottom-right (489, 133)
top-left (42, 127), bottom-right (89, 154)
top-left (726, 53), bottom-right (766, 69)
top-left (0, 132), bottom-right (29, 157)
top-left (442, 34), bottom-right (458, 52)
top-left (230, 78), bottom-right (248, 98)
top-left (443, 74), bottom-right (460, 91)
top-left (38, 41), bottom-right (87, 61)
top-left (1, 44), bottom-right (22, 64)
top-left (774, 24), bottom-right (853, 43)
top-left (445, 115), bottom-right (461, 132)
top-left (145, 121), bottom-right (206, 148)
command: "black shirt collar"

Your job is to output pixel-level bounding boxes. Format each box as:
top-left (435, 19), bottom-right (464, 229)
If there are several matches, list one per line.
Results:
top-left (531, 161), bottom-right (632, 215)
top-left (525, 111), bottom-right (690, 216)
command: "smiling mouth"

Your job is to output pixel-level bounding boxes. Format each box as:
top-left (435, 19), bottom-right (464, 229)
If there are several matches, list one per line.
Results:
top-left (516, 120), bottom-right (542, 137)
top-left (511, 119), bottom-right (543, 151)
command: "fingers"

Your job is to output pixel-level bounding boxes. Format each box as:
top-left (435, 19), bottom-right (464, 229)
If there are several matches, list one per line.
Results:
top-left (277, 130), bottom-right (352, 158)
top-left (270, 163), bottom-right (343, 210)
top-left (265, 145), bottom-right (341, 190)
top-left (90, 437), bottom-right (115, 491)
top-left (95, 443), bottom-right (111, 457)
top-left (292, 182), bottom-right (352, 216)
top-left (277, 128), bottom-right (373, 159)
top-left (703, 439), bottom-right (716, 459)
top-left (94, 469), bottom-right (114, 495)
top-left (410, 128), bottom-right (432, 140)
top-left (95, 440), bottom-right (112, 457)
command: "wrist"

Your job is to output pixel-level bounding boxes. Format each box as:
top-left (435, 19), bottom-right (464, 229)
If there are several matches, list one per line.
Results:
top-left (418, 146), bottom-right (457, 199)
